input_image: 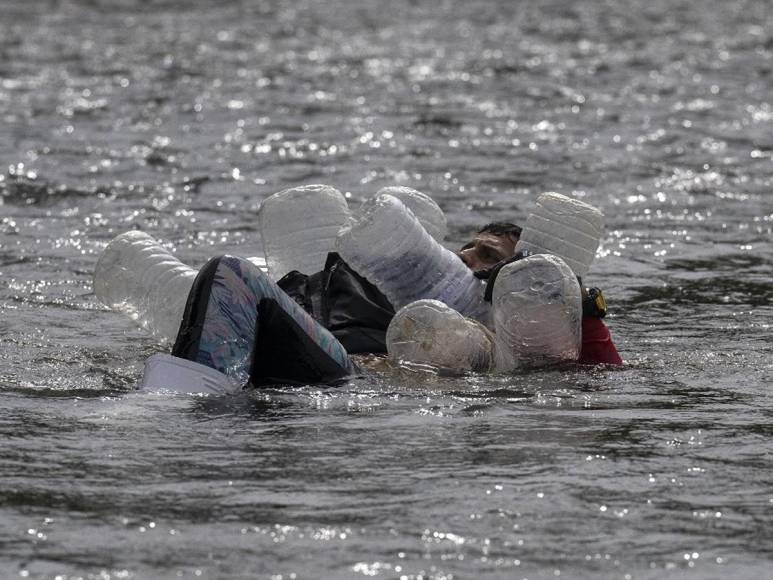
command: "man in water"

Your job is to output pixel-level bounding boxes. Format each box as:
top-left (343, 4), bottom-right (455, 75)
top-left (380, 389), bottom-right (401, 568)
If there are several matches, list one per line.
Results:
top-left (170, 221), bottom-right (621, 387)
top-left (457, 222), bottom-right (522, 273)
top-left (450, 221), bottom-right (621, 367)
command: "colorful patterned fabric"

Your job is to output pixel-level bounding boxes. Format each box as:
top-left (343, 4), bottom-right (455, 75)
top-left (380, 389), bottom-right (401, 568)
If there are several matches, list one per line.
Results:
top-left (194, 256), bottom-right (354, 383)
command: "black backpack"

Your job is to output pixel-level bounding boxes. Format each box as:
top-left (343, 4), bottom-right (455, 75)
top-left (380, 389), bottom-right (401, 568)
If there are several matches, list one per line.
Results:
top-left (277, 253), bottom-right (395, 354)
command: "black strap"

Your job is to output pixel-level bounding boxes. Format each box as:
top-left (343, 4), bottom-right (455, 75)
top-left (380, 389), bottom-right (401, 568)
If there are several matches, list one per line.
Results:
top-left (482, 249), bottom-right (532, 302)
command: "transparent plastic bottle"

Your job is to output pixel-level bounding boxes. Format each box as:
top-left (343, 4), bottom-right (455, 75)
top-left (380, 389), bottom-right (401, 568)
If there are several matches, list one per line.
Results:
top-left (258, 184), bottom-right (351, 280)
top-left (336, 193), bottom-right (490, 323)
top-left (386, 299), bottom-right (494, 372)
top-left (372, 186), bottom-right (447, 242)
top-left (514, 192), bottom-right (604, 278)
top-left (93, 231), bottom-right (197, 343)
top-left (490, 254), bottom-right (581, 371)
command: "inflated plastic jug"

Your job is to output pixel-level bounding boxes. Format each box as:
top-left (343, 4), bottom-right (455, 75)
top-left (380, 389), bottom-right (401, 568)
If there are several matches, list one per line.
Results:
top-left (93, 231), bottom-right (196, 343)
top-left (258, 184), bottom-right (350, 279)
top-left (336, 193), bottom-right (490, 323)
top-left (386, 299), bottom-right (494, 372)
top-left (371, 186), bottom-right (447, 242)
top-left (514, 192), bottom-right (604, 278)
top-left (490, 253), bottom-right (582, 370)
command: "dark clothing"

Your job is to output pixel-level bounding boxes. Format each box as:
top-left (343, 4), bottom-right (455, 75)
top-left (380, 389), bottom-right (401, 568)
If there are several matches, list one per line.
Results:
top-left (277, 253), bottom-right (395, 354)
top-left (172, 254), bottom-right (621, 389)
top-left (173, 255), bottom-right (354, 387)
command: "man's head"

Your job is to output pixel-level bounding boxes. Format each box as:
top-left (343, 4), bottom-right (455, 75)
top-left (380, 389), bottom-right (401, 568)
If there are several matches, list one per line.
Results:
top-left (458, 222), bottom-right (522, 272)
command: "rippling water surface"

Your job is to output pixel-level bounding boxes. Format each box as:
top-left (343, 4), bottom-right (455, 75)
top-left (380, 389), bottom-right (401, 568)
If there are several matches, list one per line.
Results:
top-left (1, 0), bottom-right (772, 578)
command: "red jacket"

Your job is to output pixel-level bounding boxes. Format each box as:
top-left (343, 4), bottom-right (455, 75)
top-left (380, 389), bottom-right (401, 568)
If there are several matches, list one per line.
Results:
top-left (580, 317), bottom-right (623, 366)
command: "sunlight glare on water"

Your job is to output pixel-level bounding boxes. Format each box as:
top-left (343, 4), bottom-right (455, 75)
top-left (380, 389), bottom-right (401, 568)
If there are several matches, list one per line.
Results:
top-left (1, 0), bottom-right (772, 579)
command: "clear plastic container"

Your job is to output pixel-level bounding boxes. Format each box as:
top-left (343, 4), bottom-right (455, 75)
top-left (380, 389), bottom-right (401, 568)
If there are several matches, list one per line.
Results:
top-left (372, 186), bottom-right (447, 242)
top-left (258, 184), bottom-right (351, 279)
top-left (514, 192), bottom-right (604, 278)
top-left (490, 254), bottom-right (581, 370)
top-left (93, 231), bottom-right (197, 343)
top-left (386, 299), bottom-right (494, 372)
top-left (335, 193), bottom-right (490, 322)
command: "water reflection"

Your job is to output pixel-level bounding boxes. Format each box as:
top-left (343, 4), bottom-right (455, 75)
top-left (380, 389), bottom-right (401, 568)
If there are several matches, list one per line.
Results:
top-left (1, 0), bottom-right (773, 577)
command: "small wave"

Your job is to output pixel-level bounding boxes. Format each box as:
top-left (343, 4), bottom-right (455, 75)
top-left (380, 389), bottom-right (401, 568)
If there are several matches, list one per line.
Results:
top-left (0, 174), bottom-right (101, 206)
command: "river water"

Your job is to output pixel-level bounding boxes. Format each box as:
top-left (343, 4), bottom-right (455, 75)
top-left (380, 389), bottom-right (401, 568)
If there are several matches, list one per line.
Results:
top-left (1, 0), bottom-right (772, 578)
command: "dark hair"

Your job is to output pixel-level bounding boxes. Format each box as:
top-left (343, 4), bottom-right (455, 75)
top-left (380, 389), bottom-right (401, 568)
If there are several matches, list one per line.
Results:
top-left (477, 222), bottom-right (522, 238)
top-left (460, 222), bottom-right (522, 251)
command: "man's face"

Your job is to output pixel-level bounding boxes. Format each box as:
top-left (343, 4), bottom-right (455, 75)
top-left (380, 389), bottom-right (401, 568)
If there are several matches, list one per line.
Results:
top-left (458, 232), bottom-right (519, 272)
